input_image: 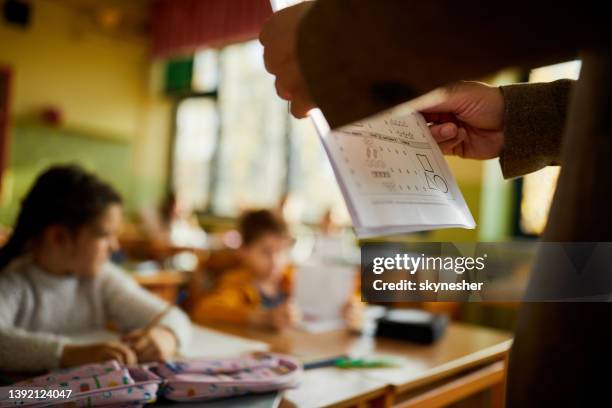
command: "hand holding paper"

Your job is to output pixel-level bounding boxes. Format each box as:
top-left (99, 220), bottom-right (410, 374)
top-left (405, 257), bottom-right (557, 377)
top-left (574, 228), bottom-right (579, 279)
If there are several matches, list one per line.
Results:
top-left (264, 0), bottom-right (476, 237)
top-left (422, 82), bottom-right (505, 159)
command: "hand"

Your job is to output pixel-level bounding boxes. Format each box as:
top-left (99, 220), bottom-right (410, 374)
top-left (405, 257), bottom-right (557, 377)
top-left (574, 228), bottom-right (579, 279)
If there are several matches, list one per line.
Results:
top-left (121, 326), bottom-right (178, 363)
top-left (260, 2), bottom-right (315, 118)
top-left (60, 341), bottom-right (137, 367)
top-left (421, 81), bottom-right (505, 159)
top-left (341, 299), bottom-right (365, 332)
top-left (270, 301), bottom-right (301, 331)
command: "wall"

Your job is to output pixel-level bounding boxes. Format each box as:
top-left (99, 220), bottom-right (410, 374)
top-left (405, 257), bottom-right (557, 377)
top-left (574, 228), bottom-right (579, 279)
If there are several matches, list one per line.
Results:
top-left (0, 0), bottom-right (171, 224)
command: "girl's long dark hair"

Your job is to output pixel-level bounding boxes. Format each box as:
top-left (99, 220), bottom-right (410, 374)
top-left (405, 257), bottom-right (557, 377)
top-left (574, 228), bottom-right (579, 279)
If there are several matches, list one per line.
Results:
top-left (0, 164), bottom-right (122, 270)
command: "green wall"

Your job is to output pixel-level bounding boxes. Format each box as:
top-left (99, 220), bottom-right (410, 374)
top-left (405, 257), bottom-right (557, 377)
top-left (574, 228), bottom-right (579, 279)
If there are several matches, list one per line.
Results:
top-left (0, 121), bottom-right (165, 225)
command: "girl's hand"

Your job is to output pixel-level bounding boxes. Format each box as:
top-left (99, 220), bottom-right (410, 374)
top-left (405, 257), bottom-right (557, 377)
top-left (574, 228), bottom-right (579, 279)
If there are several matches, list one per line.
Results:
top-left (60, 341), bottom-right (137, 367)
top-left (121, 326), bottom-right (178, 363)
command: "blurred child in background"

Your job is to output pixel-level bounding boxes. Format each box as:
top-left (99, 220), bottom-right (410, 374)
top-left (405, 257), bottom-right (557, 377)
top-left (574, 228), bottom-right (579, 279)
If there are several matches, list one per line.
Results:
top-left (191, 209), bottom-right (300, 331)
top-left (0, 165), bottom-right (191, 373)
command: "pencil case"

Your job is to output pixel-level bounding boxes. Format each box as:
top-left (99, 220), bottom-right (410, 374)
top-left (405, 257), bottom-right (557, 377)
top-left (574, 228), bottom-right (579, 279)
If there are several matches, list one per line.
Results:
top-left (154, 352), bottom-right (302, 401)
top-left (0, 352), bottom-right (302, 406)
top-left (0, 365), bottom-right (161, 407)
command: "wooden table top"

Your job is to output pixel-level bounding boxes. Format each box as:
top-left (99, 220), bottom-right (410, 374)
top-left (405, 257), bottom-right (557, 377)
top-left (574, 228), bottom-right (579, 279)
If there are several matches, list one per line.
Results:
top-left (204, 322), bottom-right (512, 406)
top-left (131, 270), bottom-right (192, 286)
top-left (281, 367), bottom-right (388, 408)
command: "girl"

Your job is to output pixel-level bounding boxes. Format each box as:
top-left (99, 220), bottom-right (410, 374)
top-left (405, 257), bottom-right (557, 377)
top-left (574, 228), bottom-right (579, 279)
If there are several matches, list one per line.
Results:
top-left (0, 165), bottom-right (191, 373)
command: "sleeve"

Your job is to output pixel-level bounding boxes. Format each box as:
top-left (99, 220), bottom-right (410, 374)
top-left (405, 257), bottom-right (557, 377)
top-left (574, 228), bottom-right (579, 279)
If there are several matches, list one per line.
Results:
top-left (100, 264), bottom-right (192, 350)
top-left (0, 272), bottom-right (68, 372)
top-left (499, 79), bottom-right (574, 178)
top-left (0, 328), bottom-right (68, 372)
top-left (296, 0), bottom-right (609, 128)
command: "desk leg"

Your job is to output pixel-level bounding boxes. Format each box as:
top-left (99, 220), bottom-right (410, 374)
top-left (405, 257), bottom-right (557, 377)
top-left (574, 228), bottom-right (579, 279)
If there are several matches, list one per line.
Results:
top-left (366, 391), bottom-right (393, 408)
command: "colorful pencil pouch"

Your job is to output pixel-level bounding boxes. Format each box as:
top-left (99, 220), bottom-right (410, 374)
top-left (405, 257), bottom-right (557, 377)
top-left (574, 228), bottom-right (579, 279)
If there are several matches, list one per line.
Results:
top-left (0, 353), bottom-right (302, 406)
top-left (156, 353), bottom-right (302, 401)
top-left (0, 366), bottom-right (160, 407)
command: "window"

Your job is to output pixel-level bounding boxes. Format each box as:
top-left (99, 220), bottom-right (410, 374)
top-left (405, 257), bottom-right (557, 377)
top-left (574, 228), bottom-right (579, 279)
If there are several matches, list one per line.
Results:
top-left (171, 40), bottom-right (349, 224)
top-left (172, 97), bottom-right (218, 211)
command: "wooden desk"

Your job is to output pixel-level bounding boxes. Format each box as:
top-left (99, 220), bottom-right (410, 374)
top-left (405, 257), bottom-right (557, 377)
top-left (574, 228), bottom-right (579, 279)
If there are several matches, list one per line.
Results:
top-left (204, 322), bottom-right (512, 408)
top-left (132, 270), bottom-right (192, 303)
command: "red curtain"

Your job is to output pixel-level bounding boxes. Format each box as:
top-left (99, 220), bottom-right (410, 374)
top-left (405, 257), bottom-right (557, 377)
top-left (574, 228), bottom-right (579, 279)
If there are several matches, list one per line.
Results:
top-left (151, 0), bottom-right (273, 58)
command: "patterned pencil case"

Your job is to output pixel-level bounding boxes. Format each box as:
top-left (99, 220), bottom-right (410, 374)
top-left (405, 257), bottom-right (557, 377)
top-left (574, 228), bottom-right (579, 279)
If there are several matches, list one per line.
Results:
top-left (154, 352), bottom-right (302, 401)
top-left (0, 353), bottom-right (302, 406)
top-left (0, 364), bottom-right (160, 407)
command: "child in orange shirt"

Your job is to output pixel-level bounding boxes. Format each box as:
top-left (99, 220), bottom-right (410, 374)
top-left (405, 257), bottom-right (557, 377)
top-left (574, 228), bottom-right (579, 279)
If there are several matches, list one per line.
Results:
top-left (191, 209), bottom-right (300, 331)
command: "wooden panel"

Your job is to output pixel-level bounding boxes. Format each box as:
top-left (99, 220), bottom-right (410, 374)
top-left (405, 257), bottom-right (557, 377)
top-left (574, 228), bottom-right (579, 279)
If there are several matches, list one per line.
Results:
top-left (394, 361), bottom-right (505, 408)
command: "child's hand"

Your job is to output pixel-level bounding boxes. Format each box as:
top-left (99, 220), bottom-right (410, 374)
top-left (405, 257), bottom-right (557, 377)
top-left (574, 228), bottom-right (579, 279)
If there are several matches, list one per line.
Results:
top-left (60, 341), bottom-right (137, 367)
top-left (271, 301), bottom-right (301, 331)
top-left (342, 299), bottom-right (365, 332)
top-left (121, 326), bottom-right (178, 363)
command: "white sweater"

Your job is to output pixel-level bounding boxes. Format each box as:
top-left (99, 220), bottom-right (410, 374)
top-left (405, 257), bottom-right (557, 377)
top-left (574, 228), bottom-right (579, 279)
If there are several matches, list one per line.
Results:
top-left (0, 256), bottom-right (191, 372)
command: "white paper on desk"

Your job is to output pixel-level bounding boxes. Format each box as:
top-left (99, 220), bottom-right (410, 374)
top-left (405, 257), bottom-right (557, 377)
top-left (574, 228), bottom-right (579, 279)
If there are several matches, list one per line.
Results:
top-left (67, 325), bottom-right (268, 359)
top-left (181, 325), bottom-right (269, 358)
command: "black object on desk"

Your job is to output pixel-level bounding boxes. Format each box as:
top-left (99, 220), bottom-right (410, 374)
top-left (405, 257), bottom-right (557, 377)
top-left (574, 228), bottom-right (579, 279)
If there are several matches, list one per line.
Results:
top-left (375, 309), bottom-right (448, 344)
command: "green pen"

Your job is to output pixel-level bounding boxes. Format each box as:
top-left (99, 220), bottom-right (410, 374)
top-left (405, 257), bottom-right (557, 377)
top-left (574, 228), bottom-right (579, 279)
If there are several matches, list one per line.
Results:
top-left (334, 358), bottom-right (397, 369)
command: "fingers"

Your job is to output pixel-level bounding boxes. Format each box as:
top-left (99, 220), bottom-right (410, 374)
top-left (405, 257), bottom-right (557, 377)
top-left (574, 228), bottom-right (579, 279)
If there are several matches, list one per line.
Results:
top-left (271, 60), bottom-right (315, 117)
top-left (419, 81), bottom-right (479, 114)
top-left (429, 123), bottom-right (458, 143)
top-left (259, 3), bottom-right (315, 118)
top-left (285, 303), bottom-right (301, 325)
top-left (126, 335), bottom-right (150, 355)
top-left (273, 61), bottom-right (303, 100)
top-left (273, 302), bottom-right (301, 330)
top-left (272, 304), bottom-right (292, 330)
top-left (104, 342), bottom-right (137, 365)
top-left (422, 112), bottom-right (457, 124)
top-left (121, 329), bottom-right (145, 343)
top-left (437, 127), bottom-right (468, 156)
top-left (289, 98), bottom-right (313, 118)
top-left (136, 344), bottom-right (160, 363)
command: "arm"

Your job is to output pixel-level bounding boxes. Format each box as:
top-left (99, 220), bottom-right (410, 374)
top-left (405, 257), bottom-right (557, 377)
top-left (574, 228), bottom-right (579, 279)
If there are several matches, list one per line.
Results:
top-left (500, 79), bottom-right (574, 178)
top-left (296, 0), bottom-right (608, 128)
top-left (0, 328), bottom-right (68, 372)
top-left (0, 272), bottom-right (69, 372)
top-left (100, 264), bottom-right (191, 350)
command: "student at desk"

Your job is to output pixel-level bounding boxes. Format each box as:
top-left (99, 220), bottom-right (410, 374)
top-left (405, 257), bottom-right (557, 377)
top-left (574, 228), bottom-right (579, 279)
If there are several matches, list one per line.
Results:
top-left (0, 165), bottom-right (191, 373)
top-left (191, 209), bottom-right (300, 331)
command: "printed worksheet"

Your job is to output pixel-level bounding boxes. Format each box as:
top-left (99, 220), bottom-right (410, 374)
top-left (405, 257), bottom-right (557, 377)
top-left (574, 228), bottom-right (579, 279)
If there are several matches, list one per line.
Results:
top-left (319, 108), bottom-right (475, 237)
